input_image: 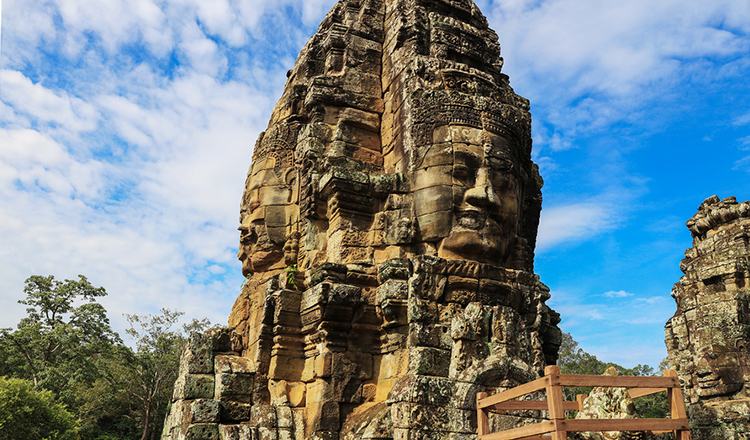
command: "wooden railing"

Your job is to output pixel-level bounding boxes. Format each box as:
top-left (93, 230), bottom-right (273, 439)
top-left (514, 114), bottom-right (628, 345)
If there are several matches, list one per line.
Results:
top-left (476, 365), bottom-right (691, 440)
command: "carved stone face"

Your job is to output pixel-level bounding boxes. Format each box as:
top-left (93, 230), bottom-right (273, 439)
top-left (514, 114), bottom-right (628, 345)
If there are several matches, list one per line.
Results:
top-left (413, 126), bottom-right (521, 263)
top-left (689, 307), bottom-right (748, 398)
top-left (238, 156), bottom-right (293, 277)
top-left (238, 223), bottom-right (284, 277)
top-left (668, 290), bottom-right (750, 400)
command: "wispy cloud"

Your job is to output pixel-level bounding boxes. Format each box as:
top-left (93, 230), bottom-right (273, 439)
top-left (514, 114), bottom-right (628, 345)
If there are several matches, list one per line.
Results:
top-left (0, 0), bottom-right (339, 333)
top-left (0, 0), bottom-right (746, 371)
top-left (734, 112), bottom-right (750, 127)
top-left (549, 288), bottom-right (673, 367)
top-left (487, 0), bottom-right (750, 160)
top-left (0, 70), bottom-right (99, 133)
top-left (536, 201), bottom-right (618, 250)
top-left (603, 290), bottom-right (632, 298)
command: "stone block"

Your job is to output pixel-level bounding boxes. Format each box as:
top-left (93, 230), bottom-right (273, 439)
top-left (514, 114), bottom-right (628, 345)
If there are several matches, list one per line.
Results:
top-left (219, 424), bottom-right (256, 440)
top-left (315, 353), bottom-right (333, 379)
top-left (378, 259), bottom-right (411, 282)
top-left (216, 373), bottom-right (254, 399)
top-left (308, 401), bottom-right (341, 432)
top-left (409, 272), bottom-right (447, 302)
top-left (339, 107), bottom-right (380, 132)
top-left (392, 402), bottom-right (470, 432)
top-left (362, 383), bottom-right (377, 402)
top-left (206, 328), bottom-right (234, 353)
top-left (276, 406), bottom-right (294, 428)
top-left (183, 333), bottom-right (214, 374)
top-left (372, 174), bottom-right (408, 196)
top-left (277, 428), bottom-right (294, 440)
top-left (408, 323), bottom-right (451, 349)
top-left (409, 347), bottom-right (450, 377)
top-left (420, 143), bottom-right (453, 167)
top-left (310, 431), bottom-right (338, 440)
top-left (185, 423), bottom-right (220, 440)
top-left (450, 125), bottom-right (483, 144)
top-left (301, 281), bottom-right (361, 311)
top-left (215, 355), bottom-right (255, 374)
top-left (334, 123), bottom-right (381, 151)
top-left (301, 283), bottom-right (329, 311)
top-left (190, 399), bottom-right (220, 423)
top-left (265, 205), bottom-right (292, 228)
top-left (258, 186), bottom-right (293, 207)
top-left (177, 374), bottom-right (215, 400)
top-left (307, 378), bottom-right (335, 404)
top-left (333, 351), bottom-right (373, 381)
top-left (220, 401), bottom-right (253, 423)
top-left (251, 405), bottom-right (277, 428)
top-left (416, 211), bottom-right (452, 241)
top-left (408, 298), bottom-right (437, 324)
top-left (413, 167), bottom-right (453, 191)
top-left (258, 427), bottom-right (277, 440)
top-left (377, 279), bottom-right (408, 302)
top-left (450, 382), bottom-right (481, 409)
top-left (268, 355), bottom-right (306, 381)
top-left (163, 400), bottom-right (188, 434)
top-left (477, 279), bottom-right (513, 306)
top-left (329, 283), bottom-right (363, 306)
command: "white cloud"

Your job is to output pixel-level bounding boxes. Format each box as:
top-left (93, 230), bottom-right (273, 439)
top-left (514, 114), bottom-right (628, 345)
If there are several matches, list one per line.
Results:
top-left (536, 201), bottom-right (618, 250)
top-left (603, 290), bottom-right (633, 298)
top-left (734, 112), bottom-right (750, 127)
top-left (0, 0), bottom-right (745, 371)
top-left (550, 288), bottom-right (673, 367)
top-left (0, 70), bottom-right (99, 133)
top-left (54, 0), bottom-right (171, 57)
top-left (488, 0), bottom-right (750, 140)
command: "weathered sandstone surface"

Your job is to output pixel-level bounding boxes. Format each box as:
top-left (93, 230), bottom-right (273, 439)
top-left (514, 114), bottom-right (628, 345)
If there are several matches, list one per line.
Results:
top-left (666, 195), bottom-right (750, 439)
top-left (162, 1), bottom-right (562, 439)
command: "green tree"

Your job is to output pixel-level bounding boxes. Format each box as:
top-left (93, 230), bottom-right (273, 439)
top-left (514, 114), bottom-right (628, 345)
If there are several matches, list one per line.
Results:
top-left (557, 332), bottom-right (669, 419)
top-left (0, 275), bottom-right (120, 404)
top-left (86, 310), bottom-right (213, 440)
top-left (0, 376), bottom-right (79, 440)
top-left (1, 275), bottom-right (214, 440)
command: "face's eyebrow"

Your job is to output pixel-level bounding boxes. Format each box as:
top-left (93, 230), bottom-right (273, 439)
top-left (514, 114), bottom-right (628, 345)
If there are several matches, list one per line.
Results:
top-left (454, 150), bottom-right (482, 168)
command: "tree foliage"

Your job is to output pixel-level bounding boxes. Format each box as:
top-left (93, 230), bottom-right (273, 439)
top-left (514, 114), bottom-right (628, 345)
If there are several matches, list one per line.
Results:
top-left (0, 275), bottom-right (214, 440)
top-left (0, 275), bottom-right (120, 403)
top-left (0, 376), bottom-right (79, 440)
top-left (557, 332), bottom-right (669, 419)
top-left (105, 310), bottom-right (211, 440)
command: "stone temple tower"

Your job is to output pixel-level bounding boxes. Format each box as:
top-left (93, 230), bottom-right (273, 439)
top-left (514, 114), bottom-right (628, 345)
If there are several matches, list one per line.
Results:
top-left (162, 1), bottom-right (562, 439)
top-left (665, 196), bottom-right (750, 440)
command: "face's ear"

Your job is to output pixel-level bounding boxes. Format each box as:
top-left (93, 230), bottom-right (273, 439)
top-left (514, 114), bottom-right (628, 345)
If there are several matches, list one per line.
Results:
top-left (282, 167), bottom-right (296, 186)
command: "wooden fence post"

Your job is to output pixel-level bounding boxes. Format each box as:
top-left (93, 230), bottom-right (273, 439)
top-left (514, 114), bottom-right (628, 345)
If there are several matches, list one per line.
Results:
top-left (665, 369), bottom-right (691, 440)
top-left (545, 365), bottom-right (567, 440)
top-left (477, 392), bottom-right (489, 437)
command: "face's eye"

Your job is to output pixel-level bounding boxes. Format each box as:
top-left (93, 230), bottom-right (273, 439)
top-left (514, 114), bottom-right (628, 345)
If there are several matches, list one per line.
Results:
top-left (453, 165), bottom-right (472, 181)
top-left (240, 229), bottom-right (258, 245)
top-left (488, 157), bottom-right (514, 173)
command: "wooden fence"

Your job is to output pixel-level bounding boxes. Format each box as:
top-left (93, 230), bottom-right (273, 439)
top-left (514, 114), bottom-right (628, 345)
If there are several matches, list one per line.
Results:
top-left (476, 365), bottom-right (691, 440)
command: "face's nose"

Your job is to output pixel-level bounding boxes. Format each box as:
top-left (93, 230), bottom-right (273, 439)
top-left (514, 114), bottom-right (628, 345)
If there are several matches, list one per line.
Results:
top-left (237, 224), bottom-right (250, 260)
top-left (464, 167), bottom-right (499, 209)
top-left (695, 357), bottom-right (714, 377)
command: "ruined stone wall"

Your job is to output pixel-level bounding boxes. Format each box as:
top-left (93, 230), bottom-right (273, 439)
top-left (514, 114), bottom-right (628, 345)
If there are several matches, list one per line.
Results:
top-left (162, 1), bottom-right (561, 439)
top-left (665, 195), bottom-right (750, 439)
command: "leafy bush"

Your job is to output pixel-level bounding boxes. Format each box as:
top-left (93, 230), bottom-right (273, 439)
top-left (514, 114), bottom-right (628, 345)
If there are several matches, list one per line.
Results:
top-left (0, 376), bottom-right (79, 440)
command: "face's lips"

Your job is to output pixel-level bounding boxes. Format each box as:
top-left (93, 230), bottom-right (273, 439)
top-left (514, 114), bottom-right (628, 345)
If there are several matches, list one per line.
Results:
top-left (455, 208), bottom-right (485, 230)
top-left (697, 376), bottom-right (721, 388)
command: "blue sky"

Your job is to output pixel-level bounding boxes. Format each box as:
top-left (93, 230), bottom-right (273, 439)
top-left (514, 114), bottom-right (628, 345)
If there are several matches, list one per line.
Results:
top-left (1, 0), bottom-right (748, 369)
